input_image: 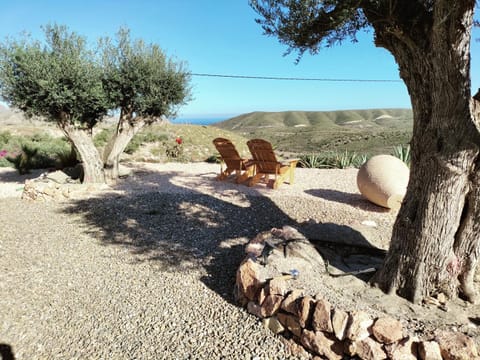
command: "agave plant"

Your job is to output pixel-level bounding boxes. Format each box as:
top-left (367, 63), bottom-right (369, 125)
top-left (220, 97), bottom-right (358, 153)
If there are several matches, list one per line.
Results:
top-left (333, 150), bottom-right (367, 169)
top-left (392, 144), bottom-right (411, 167)
top-left (299, 153), bottom-right (329, 168)
top-left (299, 151), bottom-right (368, 169)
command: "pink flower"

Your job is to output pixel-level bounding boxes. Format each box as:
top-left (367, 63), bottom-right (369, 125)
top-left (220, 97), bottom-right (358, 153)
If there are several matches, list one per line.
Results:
top-left (0, 150), bottom-right (7, 158)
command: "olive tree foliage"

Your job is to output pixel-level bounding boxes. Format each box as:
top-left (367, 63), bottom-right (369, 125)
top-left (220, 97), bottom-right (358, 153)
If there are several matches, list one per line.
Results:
top-left (100, 29), bottom-right (192, 180)
top-left (251, 0), bottom-right (480, 304)
top-left (0, 24), bottom-right (110, 183)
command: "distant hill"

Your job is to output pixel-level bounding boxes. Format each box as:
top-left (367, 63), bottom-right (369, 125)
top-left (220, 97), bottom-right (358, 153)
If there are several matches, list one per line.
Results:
top-left (214, 108), bottom-right (412, 132)
top-left (213, 109), bottom-right (413, 156)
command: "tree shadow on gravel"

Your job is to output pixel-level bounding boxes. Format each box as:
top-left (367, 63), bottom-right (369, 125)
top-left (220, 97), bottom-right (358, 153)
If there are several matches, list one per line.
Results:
top-left (60, 168), bottom-right (381, 304)
top-left (0, 168), bottom-right (44, 183)
top-left (0, 343), bottom-right (15, 360)
top-left (305, 188), bottom-right (389, 213)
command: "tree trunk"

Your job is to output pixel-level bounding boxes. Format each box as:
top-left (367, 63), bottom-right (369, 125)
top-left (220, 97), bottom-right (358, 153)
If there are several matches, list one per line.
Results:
top-left (455, 98), bottom-right (480, 303)
top-left (60, 123), bottom-right (106, 184)
top-left (369, 2), bottom-right (480, 303)
top-left (103, 110), bottom-right (147, 181)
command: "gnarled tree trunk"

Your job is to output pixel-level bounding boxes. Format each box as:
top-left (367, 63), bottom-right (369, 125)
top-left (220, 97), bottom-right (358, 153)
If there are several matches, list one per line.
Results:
top-left (455, 99), bottom-right (480, 302)
top-left (60, 123), bottom-right (105, 184)
top-left (103, 109), bottom-right (167, 181)
top-left (369, 2), bottom-right (480, 303)
top-left (103, 109), bottom-right (147, 181)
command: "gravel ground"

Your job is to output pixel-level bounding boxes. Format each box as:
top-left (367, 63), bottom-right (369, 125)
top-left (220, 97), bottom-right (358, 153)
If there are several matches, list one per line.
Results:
top-left (0, 163), bottom-right (397, 359)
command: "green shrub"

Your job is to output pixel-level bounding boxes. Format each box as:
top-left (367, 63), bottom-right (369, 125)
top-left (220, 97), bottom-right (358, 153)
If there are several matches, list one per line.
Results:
top-left (56, 144), bottom-right (79, 168)
top-left (93, 128), bottom-right (114, 148)
top-left (165, 140), bottom-right (184, 160)
top-left (206, 154), bottom-right (221, 163)
top-left (125, 131), bottom-right (170, 154)
top-left (392, 144), bottom-right (411, 167)
top-left (0, 131), bottom-right (72, 172)
top-left (141, 130), bottom-right (169, 143)
top-left (0, 131), bottom-right (12, 144)
top-left (7, 144), bottom-right (39, 174)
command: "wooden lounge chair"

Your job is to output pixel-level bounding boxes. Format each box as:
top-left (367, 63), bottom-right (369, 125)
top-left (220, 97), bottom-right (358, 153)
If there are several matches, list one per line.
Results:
top-left (212, 137), bottom-right (254, 183)
top-left (246, 138), bottom-right (298, 189)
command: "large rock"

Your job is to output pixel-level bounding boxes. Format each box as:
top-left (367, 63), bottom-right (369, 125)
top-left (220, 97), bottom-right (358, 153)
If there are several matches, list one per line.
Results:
top-left (301, 330), bottom-right (343, 360)
top-left (235, 258), bottom-right (264, 305)
top-left (435, 330), bottom-right (479, 360)
top-left (357, 154), bottom-right (409, 209)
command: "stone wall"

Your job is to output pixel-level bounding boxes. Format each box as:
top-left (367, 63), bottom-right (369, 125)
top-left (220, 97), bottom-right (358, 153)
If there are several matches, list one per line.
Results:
top-left (235, 227), bottom-right (478, 360)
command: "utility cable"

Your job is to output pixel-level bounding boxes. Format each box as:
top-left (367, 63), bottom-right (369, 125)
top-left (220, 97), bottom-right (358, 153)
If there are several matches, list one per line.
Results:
top-left (189, 72), bottom-right (402, 83)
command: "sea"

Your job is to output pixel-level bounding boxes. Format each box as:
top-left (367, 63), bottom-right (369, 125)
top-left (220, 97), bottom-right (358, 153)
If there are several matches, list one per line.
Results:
top-left (170, 117), bottom-right (228, 126)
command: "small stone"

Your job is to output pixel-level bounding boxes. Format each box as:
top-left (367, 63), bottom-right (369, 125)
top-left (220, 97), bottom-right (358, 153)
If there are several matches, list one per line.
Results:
top-left (361, 220), bottom-right (377, 227)
top-left (267, 277), bottom-right (288, 296)
top-left (384, 336), bottom-right (418, 360)
top-left (260, 294), bottom-right (284, 317)
top-left (346, 311), bottom-right (374, 341)
top-left (332, 308), bottom-right (349, 341)
top-left (257, 287), bottom-right (267, 306)
top-left (297, 295), bottom-right (315, 328)
top-left (247, 301), bottom-right (263, 318)
top-left (281, 289), bottom-right (304, 314)
top-left (236, 258), bottom-right (263, 303)
top-left (436, 292), bottom-right (447, 305)
top-left (372, 317), bottom-right (404, 344)
top-left (435, 330), bottom-right (478, 360)
top-left (312, 298), bottom-right (333, 333)
top-left (348, 337), bottom-right (387, 360)
top-left (418, 341), bottom-right (442, 360)
top-left (301, 330), bottom-right (343, 360)
top-left (277, 312), bottom-right (302, 337)
top-left (281, 338), bottom-right (311, 358)
top-left (46, 170), bottom-right (70, 183)
top-left (43, 185), bottom-right (56, 196)
top-left (262, 316), bottom-right (285, 334)
top-left (245, 242), bottom-right (264, 257)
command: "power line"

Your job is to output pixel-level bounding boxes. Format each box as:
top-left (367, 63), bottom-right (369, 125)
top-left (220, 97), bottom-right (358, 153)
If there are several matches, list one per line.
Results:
top-left (189, 72), bottom-right (402, 83)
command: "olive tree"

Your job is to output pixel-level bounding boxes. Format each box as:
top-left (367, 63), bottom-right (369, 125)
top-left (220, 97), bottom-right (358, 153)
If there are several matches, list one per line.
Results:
top-left (0, 25), bottom-right (191, 183)
top-left (250, 0), bottom-right (480, 303)
top-left (0, 24), bottom-right (110, 183)
top-left (101, 29), bottom-right (191, 180)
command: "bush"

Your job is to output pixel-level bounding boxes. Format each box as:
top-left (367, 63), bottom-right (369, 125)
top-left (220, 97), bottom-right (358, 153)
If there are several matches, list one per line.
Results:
top-left (165, 137), bottom-right (184, 160)
top-left (7, 144), bottom-right (39, 174)
top-left (206, 154), bottom-right (221, 163)
top-left (0, 131), bottom-right (12, 144)
top-left (0, 131), bottom-right (73, 172)
top-left (125, 131), bottom-right (170, 154)
top-left (93, 128), bottom-right (114, 148)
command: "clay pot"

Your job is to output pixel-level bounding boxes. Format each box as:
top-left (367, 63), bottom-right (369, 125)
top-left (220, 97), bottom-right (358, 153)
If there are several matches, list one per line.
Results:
top-left (357, 155), bottom-right (409, 209)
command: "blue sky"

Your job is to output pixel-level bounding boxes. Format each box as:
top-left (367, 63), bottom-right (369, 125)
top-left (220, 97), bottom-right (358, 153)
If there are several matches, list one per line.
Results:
top-left (0, 0), bottom-right (479, 120)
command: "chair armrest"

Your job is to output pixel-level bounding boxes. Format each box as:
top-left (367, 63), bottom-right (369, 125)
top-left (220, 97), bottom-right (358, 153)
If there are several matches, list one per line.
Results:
top-left (284, 159), bottom-right (299, 167)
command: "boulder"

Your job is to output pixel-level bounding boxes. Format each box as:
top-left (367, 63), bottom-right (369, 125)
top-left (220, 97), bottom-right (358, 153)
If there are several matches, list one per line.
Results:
top-left (357, 154), bottom-right (409, 209)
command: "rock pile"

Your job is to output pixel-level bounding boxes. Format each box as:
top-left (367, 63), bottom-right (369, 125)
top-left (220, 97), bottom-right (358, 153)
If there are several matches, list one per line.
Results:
top-left (22, 170), bottom-right (110, 201)
top-left (235, 226), bottom-right (478, 360)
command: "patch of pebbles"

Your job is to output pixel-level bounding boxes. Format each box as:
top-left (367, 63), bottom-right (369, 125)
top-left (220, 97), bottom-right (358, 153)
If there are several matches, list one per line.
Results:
top-left (0, 194), bottom-right (309, 359)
